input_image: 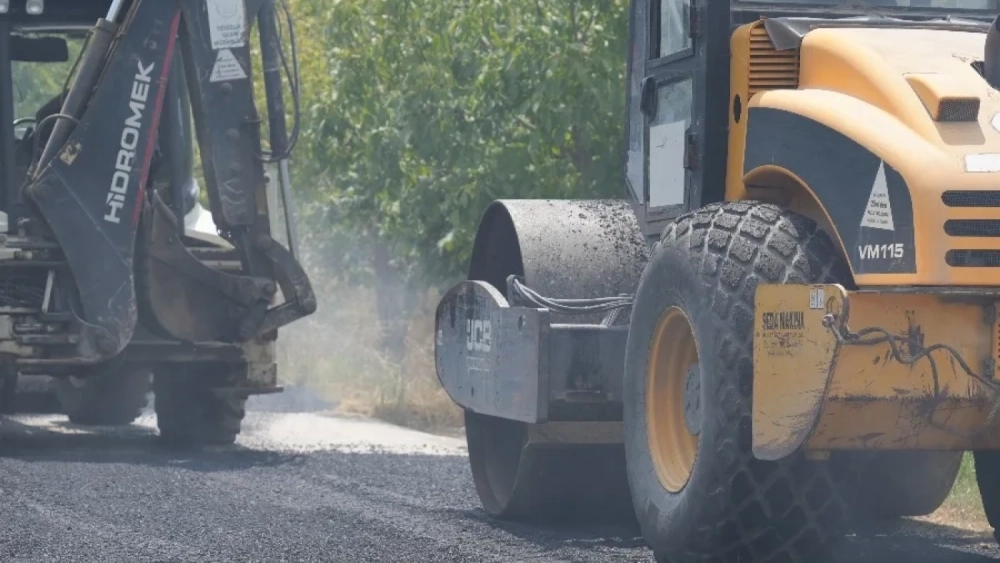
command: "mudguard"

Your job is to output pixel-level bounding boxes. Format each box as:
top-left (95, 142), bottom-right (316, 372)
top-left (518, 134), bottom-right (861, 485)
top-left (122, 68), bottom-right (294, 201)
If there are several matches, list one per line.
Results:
top-left (742, 90), bottom-right (940, 279)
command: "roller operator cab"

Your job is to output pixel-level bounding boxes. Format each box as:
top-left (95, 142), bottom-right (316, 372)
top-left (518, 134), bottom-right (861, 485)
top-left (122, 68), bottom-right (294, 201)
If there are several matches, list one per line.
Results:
top-left (434, 1), bottom-right (1000, 561)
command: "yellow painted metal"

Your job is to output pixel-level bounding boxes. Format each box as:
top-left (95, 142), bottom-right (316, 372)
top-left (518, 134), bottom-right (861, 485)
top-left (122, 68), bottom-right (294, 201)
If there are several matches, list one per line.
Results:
top-left (753, 284), bottom-right (1000, 461)
top-left (727, 22), bottom-right (1000, 287)
top-left (904, 72), bottom-right (981, 121)
top-left (647, 306), bottom-right (699, 493)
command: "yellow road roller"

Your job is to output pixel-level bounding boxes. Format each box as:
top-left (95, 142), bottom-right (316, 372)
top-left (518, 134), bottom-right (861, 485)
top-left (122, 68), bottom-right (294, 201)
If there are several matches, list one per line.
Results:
top-left (434, 1), bottom-right (1000, 560)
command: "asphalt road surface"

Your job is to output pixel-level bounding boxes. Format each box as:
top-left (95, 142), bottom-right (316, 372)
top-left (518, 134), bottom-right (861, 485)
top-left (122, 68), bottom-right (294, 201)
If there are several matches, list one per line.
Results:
top-left (0, 393), bottom-right (998, 563)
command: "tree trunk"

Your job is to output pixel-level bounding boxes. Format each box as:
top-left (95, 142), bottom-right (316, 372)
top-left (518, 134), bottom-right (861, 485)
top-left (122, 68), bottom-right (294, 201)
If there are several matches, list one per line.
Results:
top-left (372, 240), bottom-right (410, 366)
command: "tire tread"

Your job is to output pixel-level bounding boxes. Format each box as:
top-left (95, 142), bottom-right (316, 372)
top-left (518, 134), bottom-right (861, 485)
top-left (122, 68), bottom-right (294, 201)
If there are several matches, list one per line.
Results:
top-left (637, 201), bottom-right (858, 562)
top-left (153, 364), bottom-right (247, 446)
top-left (55, 367), bottom-right (150, 426)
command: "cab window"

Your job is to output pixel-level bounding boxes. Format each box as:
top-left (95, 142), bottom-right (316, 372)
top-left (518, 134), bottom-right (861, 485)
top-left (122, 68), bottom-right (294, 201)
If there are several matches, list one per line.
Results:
top-left (655, 0), bottom-right (691, 59)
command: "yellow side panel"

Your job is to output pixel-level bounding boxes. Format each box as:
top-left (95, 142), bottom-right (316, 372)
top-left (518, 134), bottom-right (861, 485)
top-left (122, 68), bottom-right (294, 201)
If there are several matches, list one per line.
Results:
top-left (727, 21), bottom-right (800, 203)
top-left (726, 23), bottom-right (754, 203)
top-left (754, 284), bottom-right (1000, 460)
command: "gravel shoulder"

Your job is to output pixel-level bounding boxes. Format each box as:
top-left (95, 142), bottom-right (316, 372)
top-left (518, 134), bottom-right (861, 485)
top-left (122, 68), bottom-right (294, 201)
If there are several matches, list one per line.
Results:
top-left (0, 404), bottom-right (996, 563)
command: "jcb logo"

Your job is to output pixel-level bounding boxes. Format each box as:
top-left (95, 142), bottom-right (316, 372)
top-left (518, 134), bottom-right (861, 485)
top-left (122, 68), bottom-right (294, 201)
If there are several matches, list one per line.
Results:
top-left (466, 319), bottom-right (492, 353)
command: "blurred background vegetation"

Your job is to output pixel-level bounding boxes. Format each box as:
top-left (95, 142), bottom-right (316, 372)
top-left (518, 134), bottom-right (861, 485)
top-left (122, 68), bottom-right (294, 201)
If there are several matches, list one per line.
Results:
top-left (275, 0), bottom-right (630, 430)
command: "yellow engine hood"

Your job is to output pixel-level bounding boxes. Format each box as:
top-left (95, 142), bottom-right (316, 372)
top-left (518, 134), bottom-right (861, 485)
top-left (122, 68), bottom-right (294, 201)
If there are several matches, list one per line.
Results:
top-left (742, 25), bottom-right (1000, 287)
top-left (798, 26), bottom-right (999, 163)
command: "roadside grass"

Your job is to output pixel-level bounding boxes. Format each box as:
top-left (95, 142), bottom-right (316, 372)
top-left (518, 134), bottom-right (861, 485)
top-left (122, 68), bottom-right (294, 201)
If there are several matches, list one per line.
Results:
top-left (919, 453), bottom-right (989, 532)
top-left (276, 284), bottom-right (463, 434)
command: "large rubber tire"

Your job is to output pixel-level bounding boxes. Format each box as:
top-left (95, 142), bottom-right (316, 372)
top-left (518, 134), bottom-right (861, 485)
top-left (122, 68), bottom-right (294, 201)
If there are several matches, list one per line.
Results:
top-left (153, 363), bottom-right (247, 446)
top-left (974, 451), bottom-right (1000, 545)
top-left (624, 201), bottom-right (860, 562)
top-left (10, 375), bottom-right (62, 414)
top-left (856, 451), bottom-right (962, 519)
top-left (465, 411), bottom-right (635, 524)
top-left (0, 372), bottom-right (16, 413)
top-left (53, 366), bottom-right (151, 426)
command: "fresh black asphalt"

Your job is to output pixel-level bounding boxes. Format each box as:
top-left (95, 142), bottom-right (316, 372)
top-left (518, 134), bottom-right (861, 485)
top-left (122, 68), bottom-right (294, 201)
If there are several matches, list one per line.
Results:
top-left (0, 393), bottom-right (995, 563)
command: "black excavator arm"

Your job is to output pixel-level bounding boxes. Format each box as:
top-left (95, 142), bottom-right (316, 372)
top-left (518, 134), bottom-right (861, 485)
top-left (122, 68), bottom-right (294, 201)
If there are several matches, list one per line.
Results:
top-left (21, 0), bottom-right (315, 365)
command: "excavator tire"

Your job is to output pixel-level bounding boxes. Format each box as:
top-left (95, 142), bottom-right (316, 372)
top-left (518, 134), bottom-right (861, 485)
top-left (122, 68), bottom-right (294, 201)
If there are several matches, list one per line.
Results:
top-left (54, 365), bottom-right (151, 426)
top-left (0, 372), bottom-right (16, 413)
top-left (11, 375), bottom-right (63, 414)
top-left (623, 201), bottom-right (860, 562)
top-left (153, 363), bottom-right (247, 446)
top-left (856, 451), bottom-right (962, 519)
top-left (465, 410), bottom-right (636, 525)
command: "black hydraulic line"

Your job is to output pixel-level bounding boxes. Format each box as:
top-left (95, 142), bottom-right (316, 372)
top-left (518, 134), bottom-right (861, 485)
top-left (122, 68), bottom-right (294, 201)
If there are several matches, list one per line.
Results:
top-left (506, 275), bottom-right (634, 316)
top-left (258, 0), bottom-right (289, 160)
top-left (159, 56), bottom-right (192, 224)
top-left (257, 0), bottom-right (301, 257)
top-left (0, 21), bottom-right (16, 231)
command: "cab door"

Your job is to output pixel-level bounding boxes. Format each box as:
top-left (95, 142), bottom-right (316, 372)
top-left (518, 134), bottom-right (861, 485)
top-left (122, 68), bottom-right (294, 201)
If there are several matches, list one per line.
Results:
top-left (624, 0), bottom-right (703, 238)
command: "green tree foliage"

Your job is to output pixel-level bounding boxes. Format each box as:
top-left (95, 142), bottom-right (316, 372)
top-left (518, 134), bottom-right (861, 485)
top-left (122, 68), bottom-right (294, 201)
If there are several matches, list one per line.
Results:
top-left (291, 0), bottom-right (630, 287)
top-left (11, 35), bottom-right (84, 129)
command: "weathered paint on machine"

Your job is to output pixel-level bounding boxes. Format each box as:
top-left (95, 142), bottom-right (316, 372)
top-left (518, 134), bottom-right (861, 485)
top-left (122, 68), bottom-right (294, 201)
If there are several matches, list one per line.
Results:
top-left (753, 283), bottom-right (1000, 460)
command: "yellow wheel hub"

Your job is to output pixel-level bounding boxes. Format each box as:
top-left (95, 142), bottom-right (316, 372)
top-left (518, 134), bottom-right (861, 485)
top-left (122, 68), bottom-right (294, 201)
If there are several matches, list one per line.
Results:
top-left (646, 306), bottom-right (700, 493)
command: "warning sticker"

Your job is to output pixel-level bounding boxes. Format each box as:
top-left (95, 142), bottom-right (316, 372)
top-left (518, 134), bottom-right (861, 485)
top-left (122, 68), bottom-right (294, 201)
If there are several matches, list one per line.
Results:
top-left (808, 287), bottom-right (825, 310)
top-left (210, 49), bottom-right (248, 82)
top-left (207, 0), bottom-right (247, 49)
top-left (860, 161), bottom-right (894, 231)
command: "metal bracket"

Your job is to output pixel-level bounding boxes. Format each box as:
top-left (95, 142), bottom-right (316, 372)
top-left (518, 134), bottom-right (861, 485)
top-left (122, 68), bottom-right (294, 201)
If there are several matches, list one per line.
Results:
top-left (689, 5), bottom-right (701, 39)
